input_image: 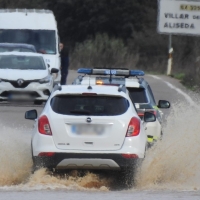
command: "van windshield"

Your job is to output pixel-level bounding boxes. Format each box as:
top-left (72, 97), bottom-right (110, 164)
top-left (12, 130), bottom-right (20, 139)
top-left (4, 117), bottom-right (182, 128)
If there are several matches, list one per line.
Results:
top-left (0, 29), bottom-right (56, 55)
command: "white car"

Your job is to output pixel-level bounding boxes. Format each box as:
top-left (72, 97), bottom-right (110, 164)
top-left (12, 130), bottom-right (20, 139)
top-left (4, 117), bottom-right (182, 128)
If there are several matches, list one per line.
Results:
top-left (0, 52), bottom-right (58, 104)
top-left (25, 84), bottom-right (156, 187)
top-left (72, 68), bottom-right (170, 145)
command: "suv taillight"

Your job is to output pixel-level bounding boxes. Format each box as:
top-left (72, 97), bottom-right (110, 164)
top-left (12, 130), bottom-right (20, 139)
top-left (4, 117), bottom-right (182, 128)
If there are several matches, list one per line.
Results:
top-left (126, 117), bottom-right (140, 137)
top-left (38, 152), bottom-right (55, 157)
top-left (38, 115), bottom-right (52, 135)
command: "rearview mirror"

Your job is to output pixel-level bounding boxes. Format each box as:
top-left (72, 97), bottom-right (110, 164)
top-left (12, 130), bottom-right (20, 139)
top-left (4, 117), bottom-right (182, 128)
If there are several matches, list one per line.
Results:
top-left (144, 112), bottom-right (156, 122)
top-left (51, 68), bottom-right (59, 74)
top-left (158, 100), bottom-right (170, 109)
top-left (25, 109), bottom-right (37, 120)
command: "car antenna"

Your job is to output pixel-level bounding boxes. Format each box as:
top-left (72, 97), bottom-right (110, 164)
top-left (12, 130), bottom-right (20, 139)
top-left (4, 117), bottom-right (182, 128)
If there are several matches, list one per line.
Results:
top-left (88, 75), bottom-right (92, 90)
top-left (109, 66), bottom-right (112, 84)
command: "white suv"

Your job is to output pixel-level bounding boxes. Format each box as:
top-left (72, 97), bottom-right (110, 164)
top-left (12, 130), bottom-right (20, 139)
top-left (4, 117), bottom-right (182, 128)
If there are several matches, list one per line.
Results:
top-left (25, 84), bottom-right (155, 187)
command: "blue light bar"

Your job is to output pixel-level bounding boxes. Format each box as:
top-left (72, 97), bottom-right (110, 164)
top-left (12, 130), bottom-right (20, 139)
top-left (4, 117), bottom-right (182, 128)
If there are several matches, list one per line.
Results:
top-left (130, 70), bottom-right (145, 76)
top-left (77, 68), bottom-right (92, 74)
top-left (77, 68), bottom-right (145, 76)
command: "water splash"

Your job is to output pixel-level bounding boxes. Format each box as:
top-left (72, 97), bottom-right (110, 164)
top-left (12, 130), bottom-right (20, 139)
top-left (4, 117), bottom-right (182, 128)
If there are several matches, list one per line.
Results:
top-left (0, 125), bottom-right (111, 191)
top-left (24, 168), bottom-right (110, 191)
top-left (136, 102), bottom-right (200, 190)
top-left (0, 126), bottom-right (32, 186)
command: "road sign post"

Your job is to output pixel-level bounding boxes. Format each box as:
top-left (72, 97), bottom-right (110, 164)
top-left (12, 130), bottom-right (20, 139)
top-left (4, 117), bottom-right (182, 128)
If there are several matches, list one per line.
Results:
top-left (158, 0), bottom-right (200, 75)
top-left (167, 34), bottom-right (173, 75)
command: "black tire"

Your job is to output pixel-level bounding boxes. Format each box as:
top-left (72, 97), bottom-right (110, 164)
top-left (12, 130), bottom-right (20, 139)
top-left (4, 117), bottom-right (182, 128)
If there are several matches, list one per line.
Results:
top-left (160, 131), bottom-right (163, 140)
top-left (118, 167), bottom-right (136, 189)
top-left (32, 160), bottom-right (41, 173)
top-left (34, 100), bottom-right (43, 105)
top-left (147, 142), bottom-right (154, 149)
top-left (31, 143), bottom-right (43, 173)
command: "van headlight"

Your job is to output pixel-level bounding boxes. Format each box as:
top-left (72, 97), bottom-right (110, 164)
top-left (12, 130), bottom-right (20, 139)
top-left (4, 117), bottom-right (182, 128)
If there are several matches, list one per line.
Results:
top-left (39, 76), bottom-right (51, 84)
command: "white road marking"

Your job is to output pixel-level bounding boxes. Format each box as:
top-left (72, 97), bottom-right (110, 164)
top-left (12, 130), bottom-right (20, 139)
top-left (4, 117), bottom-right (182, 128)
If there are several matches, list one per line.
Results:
top-left (150, 75), bottom-right (196, 106)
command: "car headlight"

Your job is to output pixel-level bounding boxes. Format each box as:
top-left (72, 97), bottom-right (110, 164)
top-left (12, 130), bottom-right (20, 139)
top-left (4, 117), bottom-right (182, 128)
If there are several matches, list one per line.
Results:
top-left (39, 75), bottom-right (51, 84)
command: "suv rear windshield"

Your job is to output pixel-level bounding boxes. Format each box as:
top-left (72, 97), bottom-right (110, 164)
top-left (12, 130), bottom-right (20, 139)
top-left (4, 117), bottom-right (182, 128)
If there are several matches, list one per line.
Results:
top-left (128, 88), bottom-right (148, 103)
top-left (51, 95), bottom-right (129, 116)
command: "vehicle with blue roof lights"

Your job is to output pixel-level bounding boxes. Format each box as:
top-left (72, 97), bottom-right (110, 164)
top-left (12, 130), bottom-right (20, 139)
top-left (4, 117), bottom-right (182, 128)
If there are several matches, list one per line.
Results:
top-left (25, 84), bottom-right (156, 188)
top-left (72, 68), bottom-right (170, 145)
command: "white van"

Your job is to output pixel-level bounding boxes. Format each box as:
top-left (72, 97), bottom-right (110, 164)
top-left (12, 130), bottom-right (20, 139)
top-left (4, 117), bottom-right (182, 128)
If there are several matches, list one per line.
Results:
top-left (0, 9), bottom-right (61, 83)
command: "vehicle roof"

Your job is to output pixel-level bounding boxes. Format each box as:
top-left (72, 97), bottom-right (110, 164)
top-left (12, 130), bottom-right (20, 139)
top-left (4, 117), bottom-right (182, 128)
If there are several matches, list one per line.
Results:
top-left (52, 85), bottom-right (129, 98)
top-left (0, 52), bottom-right (44, 57)
top-left (0, 43), bottom-right (36, 49)
top-left (0, 9), bottom-right (57, 30)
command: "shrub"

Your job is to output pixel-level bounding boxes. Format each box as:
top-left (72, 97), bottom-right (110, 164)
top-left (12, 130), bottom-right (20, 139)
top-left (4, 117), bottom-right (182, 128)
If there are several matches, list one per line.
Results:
top-left (70, 33), bottom-right (139, 69)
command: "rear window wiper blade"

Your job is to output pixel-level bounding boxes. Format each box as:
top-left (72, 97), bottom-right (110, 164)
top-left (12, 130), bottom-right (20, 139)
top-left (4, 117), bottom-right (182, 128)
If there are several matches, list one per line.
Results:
top-left (70, 110), bottom-right (91, 115)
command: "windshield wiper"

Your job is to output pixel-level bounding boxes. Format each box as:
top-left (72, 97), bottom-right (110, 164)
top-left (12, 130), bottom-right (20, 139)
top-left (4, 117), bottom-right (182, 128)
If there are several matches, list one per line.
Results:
top-left (70, 110), bottom-right (91, 115)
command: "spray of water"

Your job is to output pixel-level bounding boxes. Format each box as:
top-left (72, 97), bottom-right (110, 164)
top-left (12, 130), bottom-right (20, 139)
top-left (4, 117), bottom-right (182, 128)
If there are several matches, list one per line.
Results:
top-left (0, 126), bottom-right (32, 186)
top-left (23, 168), bottom-right (110, 191)
top-left (0, 125), bottom-right (111, 190)
top-left (136, 101), bottom-right (200, 190)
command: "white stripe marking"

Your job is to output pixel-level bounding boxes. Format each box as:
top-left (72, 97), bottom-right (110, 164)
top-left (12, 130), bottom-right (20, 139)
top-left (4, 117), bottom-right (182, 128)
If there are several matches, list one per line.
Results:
top-left (150, 75), bottom-right (196, 106)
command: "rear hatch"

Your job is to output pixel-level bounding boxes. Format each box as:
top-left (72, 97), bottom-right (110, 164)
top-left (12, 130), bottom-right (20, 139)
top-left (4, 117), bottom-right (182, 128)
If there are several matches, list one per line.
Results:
top-left (127, 87), bottom-right (153, 109)
top-left (49, 94), bottom-right (130, 151)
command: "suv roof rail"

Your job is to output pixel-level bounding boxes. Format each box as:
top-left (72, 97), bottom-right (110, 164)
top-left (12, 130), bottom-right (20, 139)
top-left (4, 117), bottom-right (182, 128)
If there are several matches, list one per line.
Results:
top-left (72, 75), bottom-right (83, 85)
top-left (138, 77), bottom-right (144, 84)
top-left (52, 84), bottom-right (62, 92)
top-left (118, 84), bottom-right (126, 93)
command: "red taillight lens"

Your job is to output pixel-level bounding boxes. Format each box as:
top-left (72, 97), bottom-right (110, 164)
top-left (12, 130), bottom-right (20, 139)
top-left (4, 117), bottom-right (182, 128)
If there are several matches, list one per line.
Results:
top-left (151, 110), bottom-right (157, 116)
top-left (122, 154), bottom-right (138, 159)
top-left (126, 117), bottom-right (140, 137)
top-left (137, 112), bottom-right (144, 117)
top-left (137, 112), bottom-right (144, 119)
top-left (38, 152), bottom-right (55, 157)
top-left (38, 115), bottom-right (52, 135)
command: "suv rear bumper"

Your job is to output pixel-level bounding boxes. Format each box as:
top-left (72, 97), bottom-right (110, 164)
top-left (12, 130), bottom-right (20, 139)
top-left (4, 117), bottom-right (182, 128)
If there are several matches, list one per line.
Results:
top-left (33, 153), bottom-right (141, 171)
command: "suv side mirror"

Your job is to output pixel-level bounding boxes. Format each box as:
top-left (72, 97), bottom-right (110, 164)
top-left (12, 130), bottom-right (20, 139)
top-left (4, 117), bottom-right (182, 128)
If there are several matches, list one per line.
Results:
top-left (25, 109), bottom-right (37, 120)
top-left (144, 112), bottom-right (156, 122)
top-left (158, 100), bottom-right (170, 109)
top-left (51, 68), bottom-right (59, 74)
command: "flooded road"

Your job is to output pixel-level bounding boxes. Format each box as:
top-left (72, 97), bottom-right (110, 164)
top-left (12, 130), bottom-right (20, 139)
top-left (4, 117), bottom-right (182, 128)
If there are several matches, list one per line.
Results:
top-left (0, 71), bottom-right (200, 199)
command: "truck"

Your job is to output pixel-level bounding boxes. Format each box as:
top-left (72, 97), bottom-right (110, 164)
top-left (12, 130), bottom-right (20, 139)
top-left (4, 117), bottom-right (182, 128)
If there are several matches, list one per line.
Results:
top-left (0, 9), bottom-right (61, 83)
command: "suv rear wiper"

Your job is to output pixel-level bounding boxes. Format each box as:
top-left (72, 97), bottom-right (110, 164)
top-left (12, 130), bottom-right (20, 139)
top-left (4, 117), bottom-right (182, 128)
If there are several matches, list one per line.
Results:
top-left (70, 110), bottom-right (91, 115)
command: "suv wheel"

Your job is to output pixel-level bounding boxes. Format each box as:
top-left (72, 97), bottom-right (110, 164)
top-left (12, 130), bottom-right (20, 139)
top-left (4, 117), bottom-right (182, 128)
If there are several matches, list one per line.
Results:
top-left (118, 167), bottom-right (136, 188)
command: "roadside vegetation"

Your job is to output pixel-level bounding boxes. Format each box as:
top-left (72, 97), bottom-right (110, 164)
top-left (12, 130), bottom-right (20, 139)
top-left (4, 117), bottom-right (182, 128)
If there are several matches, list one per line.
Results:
top-left (0, 0), bottom-right (200, 89)
top-left (70, 34), bottom-right (138, 69)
